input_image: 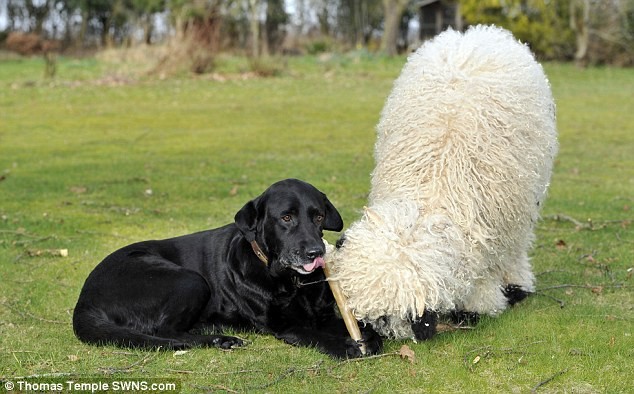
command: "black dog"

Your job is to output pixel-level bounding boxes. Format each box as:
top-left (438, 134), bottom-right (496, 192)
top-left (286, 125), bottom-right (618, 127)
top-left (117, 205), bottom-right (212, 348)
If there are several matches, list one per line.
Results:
top-left (73, 179), bottom-right (381, 359)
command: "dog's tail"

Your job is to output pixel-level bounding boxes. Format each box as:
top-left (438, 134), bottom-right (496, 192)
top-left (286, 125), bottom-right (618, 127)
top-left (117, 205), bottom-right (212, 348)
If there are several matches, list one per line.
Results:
top-left (72, 304), bottom-right (189, 350)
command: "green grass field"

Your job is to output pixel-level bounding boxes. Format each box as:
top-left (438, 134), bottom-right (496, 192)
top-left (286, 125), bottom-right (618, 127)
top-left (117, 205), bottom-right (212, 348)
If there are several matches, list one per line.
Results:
top-left (1, 54), bottom-right (632, 393)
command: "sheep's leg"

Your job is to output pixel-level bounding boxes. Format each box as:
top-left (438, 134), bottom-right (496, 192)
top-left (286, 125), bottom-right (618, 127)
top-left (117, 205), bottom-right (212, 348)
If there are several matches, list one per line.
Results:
top-left (410, 309), bottom-right (438, 340)
top-left (502, 252), bottom-right (536, 294)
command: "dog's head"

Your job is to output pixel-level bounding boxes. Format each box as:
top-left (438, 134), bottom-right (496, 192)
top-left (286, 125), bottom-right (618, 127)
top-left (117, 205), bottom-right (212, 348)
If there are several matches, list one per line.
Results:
top-left (235, 179), bottom-right (343, 275)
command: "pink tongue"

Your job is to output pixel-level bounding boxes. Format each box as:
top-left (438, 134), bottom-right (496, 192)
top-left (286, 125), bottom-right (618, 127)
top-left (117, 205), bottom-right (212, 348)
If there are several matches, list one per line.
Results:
top-left (303, 256), bottom-right (325, 272)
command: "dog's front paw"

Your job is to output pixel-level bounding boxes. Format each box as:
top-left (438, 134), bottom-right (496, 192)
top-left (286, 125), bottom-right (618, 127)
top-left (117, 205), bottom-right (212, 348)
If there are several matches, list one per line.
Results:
top-left (342, 325), bottom-right (383, 359)
top-left (211, 335), bottom-right (245, 349)
top-left (342, 337), bottom-right (365, 359)
top-left (360, 324), bottom-right (383, 355)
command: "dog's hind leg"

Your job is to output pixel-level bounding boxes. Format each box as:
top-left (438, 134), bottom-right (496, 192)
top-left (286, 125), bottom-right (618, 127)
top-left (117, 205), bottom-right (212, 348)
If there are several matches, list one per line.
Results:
top-left (72, 306), bottom-right (192, 349)
top-left (73, 309), bottom-right (243, 350)
top-left (74, 257), bottom-right (244, 350)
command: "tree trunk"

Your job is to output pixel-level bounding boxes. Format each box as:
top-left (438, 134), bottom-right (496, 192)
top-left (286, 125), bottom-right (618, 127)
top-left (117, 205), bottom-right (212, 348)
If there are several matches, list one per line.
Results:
top-left (143, 14), bottom-right (154, 45)
top-left (353, 0), bottom-right (364, 48)
top-left (382, 0), bottom-right (408, 56)
top-left (76, 8), bottom-right (88, 50)
top-left (26, 0), bottom-right (51, 35)
top-left (570, 0), bottom-right (590, 67)
top-left (249, 0), bottom-right (261, 57)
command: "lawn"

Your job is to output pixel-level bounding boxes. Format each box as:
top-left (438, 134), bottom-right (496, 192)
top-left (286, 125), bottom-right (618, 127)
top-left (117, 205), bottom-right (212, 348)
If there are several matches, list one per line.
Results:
top-left (0, 53), bottom-right (632, 393)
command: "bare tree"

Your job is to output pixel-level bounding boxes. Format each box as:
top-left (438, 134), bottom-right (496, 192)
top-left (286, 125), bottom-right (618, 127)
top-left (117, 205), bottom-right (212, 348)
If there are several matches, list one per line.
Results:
top-left (381, 0), bottom-right (408, 56)
top-left (248, 0), bottom-right (261, 56)
top-left (334, 0), bottom-right (382, 49)
top-left (570, 0), bottom-right (591, 66)
top-left (263, 0), bottom-right (288, 55)
top-left (570, 0), bottom-right (634, 66)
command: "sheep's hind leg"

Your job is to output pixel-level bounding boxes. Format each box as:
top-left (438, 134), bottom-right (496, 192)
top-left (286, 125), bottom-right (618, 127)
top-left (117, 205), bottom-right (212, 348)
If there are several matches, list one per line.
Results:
top-left (449, 310), bottom-right (480, 326)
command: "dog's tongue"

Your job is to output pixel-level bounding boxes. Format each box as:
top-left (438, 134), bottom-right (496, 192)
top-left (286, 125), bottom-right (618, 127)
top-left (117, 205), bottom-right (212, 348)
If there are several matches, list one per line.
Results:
top-left (303, 256), bottom-right (325, 272)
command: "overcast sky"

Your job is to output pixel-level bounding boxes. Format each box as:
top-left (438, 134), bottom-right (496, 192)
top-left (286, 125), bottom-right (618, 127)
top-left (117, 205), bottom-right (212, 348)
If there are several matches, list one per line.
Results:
top-left (0, 1), bottom-right (7, 31)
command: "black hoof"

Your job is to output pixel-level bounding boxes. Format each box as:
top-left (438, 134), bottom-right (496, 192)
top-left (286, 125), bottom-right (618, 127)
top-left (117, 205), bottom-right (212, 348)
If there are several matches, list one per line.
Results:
top-left (449, 311), bottom-right (480, 326)
top-left (411, 310), bottom-right (438, 340)
top-left (503, 284), bottom-right (531, 306)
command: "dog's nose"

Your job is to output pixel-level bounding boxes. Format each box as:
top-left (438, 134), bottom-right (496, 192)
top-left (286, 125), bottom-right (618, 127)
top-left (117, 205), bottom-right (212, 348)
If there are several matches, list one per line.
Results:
top-left (305, 247), bottom-right (324, 260)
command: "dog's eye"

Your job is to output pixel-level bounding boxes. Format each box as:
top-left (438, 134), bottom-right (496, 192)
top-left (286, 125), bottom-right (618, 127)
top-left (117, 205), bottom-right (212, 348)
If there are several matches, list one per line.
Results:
top-left (281, 215), bottom-right (292, 222)
top-left (315, 215), bottom-right (324, 223)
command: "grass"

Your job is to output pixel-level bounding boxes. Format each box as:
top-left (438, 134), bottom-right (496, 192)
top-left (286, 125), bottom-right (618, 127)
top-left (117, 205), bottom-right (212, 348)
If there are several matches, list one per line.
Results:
top-left (0, 54), bottom-right (632, 393)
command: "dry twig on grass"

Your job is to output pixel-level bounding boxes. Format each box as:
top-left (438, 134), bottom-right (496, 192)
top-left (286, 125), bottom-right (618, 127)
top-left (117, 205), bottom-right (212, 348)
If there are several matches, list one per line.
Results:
top-left (534, 291), bottom-right (566, 308)
top-left (9, 372), bottom-right (78, 380)
top-left (244, 361), bottom-right (324, 390)
top-left (544, 214), bottom-right (631, 231)
top-left (193, 384), bottom-right (239, 393)
top-left (98, 352), bottom-right (159, 374)
top-left (531, 369), bottom-right (569, 392)
top-left (0, 301), bottom-right (66, 324)
top-left (463, 341), bottom-right (546, 371)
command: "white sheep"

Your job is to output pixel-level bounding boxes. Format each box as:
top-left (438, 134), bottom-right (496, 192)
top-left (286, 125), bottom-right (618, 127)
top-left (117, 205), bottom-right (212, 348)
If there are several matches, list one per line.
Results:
top-left (327, 25), bottom-right (558, 339)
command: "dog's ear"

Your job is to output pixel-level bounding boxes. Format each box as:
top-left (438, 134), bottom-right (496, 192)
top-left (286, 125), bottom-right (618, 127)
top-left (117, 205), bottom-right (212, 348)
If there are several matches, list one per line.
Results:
top-left (235, 197), bottom-right (260, 242)
top-left (323, 196), bottom-right (344, 232)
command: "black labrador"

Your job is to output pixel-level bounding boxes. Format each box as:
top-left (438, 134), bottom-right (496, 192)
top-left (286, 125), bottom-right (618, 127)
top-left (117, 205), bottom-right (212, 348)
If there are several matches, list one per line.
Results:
top-left (73, 179), bottom-right (382, 359)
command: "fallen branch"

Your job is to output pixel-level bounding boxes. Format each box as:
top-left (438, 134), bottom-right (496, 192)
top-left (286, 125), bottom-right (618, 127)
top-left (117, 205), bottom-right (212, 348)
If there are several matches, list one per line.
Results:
top-left (8, 372), bottom-right (78, 380)
top-left (614, 232), bottom-right (634, 244)
top-left (535, 270), bottom-right (573, 277)
top-left (249, 367), bottom-right (297, 390)
top-left (531, 369), bottom-right (569, 392)
top-left (245, 361), bottom-right (324, 390)
top-left (0, 229), bottom-right (45, 237)
top-left (75, 230), bottom-right (127, 239)
top-left (193, 384), bottom-right (239, 393)
top-left (98, 352), bottom-right (158, 374)
top-left (13, 236), bottom-right (56, 246)
top-left (544, 214), bottom-right (631, 231)
top-left (463, 341), bottom-right (545, 371)
top-left (0, 301), bottom-right (66, 324)
top-left (110, 351), bottom-right (137, 356)
top-left (538, 284), bottom-right (625, 291)
top-left (209, 368), bottom-right (266, 376)
top-left (545, 214), bottom-right (588, 228)
top-left (534, 292), bottom-right (566, 308)
top-left (339, 351), bottom-right (401, 363)
top-left (437, 322), bottom-right (475, 333)
top-left (164, 369), bottom-right (194, 374)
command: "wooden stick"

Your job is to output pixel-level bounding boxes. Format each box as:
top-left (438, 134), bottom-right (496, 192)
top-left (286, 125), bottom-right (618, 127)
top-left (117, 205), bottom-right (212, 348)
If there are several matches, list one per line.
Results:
top-left (323, 263), bottom-right (367, 355)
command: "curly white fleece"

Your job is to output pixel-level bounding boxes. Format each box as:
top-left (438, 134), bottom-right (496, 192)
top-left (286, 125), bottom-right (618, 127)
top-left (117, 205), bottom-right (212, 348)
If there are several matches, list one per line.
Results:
top-left (327, 25), bottom-right (558, 338)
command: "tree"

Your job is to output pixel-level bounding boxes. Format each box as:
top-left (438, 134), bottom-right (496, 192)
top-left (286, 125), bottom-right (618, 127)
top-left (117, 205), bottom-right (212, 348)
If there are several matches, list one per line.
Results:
top-left (381, 0), bottom-right (408, 56)
top-left (7, 0), bottom-right (53, 34)
top-left (336, 0), bottom-right (383, 49)
top-left (129, 0), bottom-right (167, 44)
top-left (460, 0), bottom-right (575, 60)
top-left (570, 0), bottom-right (590, 66)
top-left (570, 0), bottom-right (634, 66)
top-left (263, 0), bottom-right (288, 55)
top-left (461, 0), bottom-right (633, 65)
top-left (247, 0), bottom-right (261, 56)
